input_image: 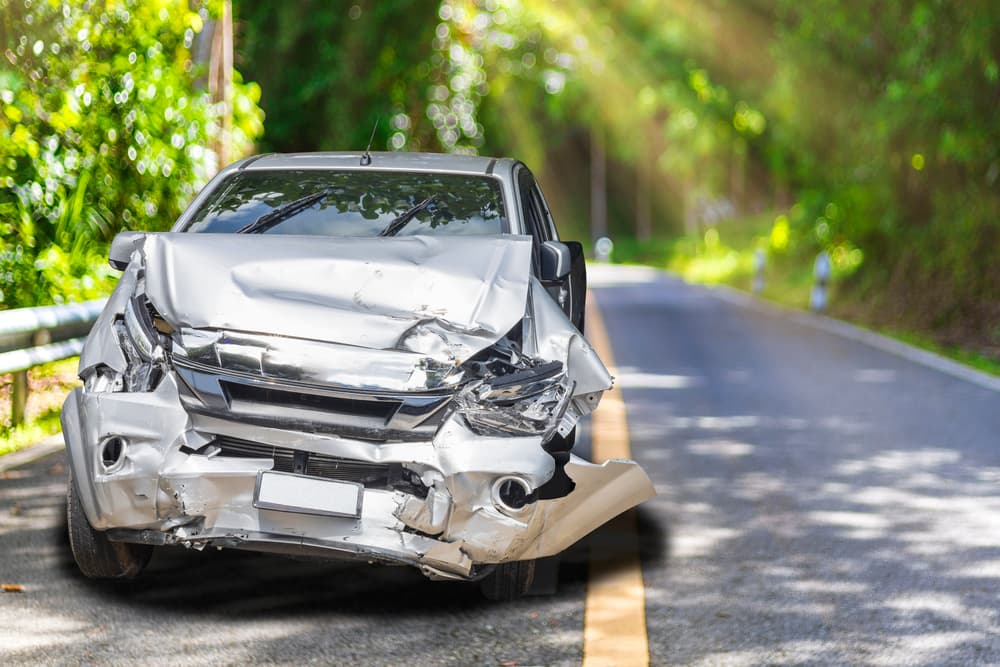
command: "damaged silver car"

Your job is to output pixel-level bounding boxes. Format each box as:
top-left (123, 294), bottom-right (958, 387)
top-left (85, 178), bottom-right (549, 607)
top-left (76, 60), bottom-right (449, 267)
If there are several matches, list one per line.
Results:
top-left (62, 152), bottom-right (654, 599)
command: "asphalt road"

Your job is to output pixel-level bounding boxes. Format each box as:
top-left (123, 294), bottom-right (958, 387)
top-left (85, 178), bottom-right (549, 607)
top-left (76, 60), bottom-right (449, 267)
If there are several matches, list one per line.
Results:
top-left (2, 264), bottom-right (999, 666)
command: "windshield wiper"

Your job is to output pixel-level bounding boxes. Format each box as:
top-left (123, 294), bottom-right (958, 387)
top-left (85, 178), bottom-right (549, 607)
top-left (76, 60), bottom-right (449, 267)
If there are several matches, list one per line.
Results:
top-left (378, 196), bottom-right (436, 237)
top-left (236, 188), bottom-right (333, 234)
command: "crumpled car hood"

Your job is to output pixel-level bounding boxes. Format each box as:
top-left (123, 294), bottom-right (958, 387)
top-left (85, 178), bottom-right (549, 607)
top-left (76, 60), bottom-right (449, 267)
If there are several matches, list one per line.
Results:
top-left (138, 233), bottom-right (533, 362)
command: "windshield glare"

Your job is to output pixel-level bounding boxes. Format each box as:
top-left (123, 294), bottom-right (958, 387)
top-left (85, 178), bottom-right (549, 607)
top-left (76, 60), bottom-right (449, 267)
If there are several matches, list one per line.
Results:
top-left (183, 169), bottom-right (507, 236)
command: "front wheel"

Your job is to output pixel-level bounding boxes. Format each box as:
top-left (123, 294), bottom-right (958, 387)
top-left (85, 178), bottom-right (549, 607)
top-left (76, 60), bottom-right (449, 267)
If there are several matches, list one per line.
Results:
top-left (67, 470), bottom-right (152, 579)
top-left (479, 559), bottom-right (536, 601)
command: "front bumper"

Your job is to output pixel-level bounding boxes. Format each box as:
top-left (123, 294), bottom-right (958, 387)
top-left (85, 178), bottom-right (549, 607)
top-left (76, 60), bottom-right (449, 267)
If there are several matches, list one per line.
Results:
top-left (62, 375), bottom-right (654, 580)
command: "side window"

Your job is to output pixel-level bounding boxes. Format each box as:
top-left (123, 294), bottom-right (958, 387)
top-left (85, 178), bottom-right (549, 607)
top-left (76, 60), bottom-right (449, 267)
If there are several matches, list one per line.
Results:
top-left (517, 170), bottom-right (541, 235)
top-left (532, 184), bottom-right (559, 241)
top-left (516, 167), bottom-right (558, 241)
top-left (528, 189), bottom-right (553, 242)
top-left (517, 168), bottom-right (547, 273)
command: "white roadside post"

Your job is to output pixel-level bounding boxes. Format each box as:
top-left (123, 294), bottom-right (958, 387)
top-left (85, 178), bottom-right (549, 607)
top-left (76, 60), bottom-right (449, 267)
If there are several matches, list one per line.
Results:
top-left (595, 236), bottom-right (614, 263)
top-left (752, 248), bottom-right (766, 294)
top-left (810, 250), bottom-right (831, 311)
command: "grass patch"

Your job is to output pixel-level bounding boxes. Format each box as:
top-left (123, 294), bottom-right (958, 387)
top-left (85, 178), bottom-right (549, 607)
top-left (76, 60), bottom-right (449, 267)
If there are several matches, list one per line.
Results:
top-left (0, 357), bottom-right (79, 456)
top-left (881, 329), bottom-right (1000, 377)
top-left (614, 211), bottom-right (833, 310)
top-left (0, 413), bottom-right (64, 457)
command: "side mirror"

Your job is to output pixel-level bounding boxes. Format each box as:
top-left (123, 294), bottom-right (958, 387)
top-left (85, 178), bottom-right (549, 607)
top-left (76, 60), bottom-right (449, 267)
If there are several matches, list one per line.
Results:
top-left (539, 240), bottom-right (572, 281)
top-left (109, 231), bottom-right (146, 270)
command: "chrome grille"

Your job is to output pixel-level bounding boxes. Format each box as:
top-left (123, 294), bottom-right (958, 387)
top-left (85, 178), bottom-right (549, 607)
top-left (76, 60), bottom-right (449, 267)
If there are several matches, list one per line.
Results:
top-left (174, 362), bottom-right (453, 442)
top-left (222, 381), bottom-right (401, 421)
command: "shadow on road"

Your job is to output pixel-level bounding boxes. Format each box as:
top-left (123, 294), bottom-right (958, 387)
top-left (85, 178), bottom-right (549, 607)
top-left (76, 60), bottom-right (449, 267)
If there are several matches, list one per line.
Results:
top-left (594, 272), bottom-right (1000, 665)
top-left (0, 448), bottom-right (669, 666)
top-left (51, 505), bottom-right (668, 618)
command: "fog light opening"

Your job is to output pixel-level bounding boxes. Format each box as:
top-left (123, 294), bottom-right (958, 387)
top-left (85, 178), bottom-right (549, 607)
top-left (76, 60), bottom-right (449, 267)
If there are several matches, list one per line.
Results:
top-left (492, 476), bottom-right (532, 513)
top-left (99, 436), bottom-right (128, 473)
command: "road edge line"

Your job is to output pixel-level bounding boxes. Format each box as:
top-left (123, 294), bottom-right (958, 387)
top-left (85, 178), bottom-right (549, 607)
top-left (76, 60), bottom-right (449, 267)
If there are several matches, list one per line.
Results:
top-left (581, 295), bottom-right (650, 667)
top-left (705, 282), bottom-right (1000, 393)
top-left (0, 434), bottom-right (65, 473)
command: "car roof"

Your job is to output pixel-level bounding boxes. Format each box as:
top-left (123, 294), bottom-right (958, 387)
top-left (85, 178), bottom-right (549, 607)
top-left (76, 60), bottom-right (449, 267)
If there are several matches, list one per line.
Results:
top-left (240, 152), bottom-right (519, 176)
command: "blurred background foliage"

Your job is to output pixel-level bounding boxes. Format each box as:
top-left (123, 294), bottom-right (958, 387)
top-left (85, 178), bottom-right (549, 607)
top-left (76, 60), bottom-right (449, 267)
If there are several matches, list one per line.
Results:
top-left (239, 0), bottom-right (1000, 357)
top-left (1, 0), bottom-right (998, 359)
top-left (0, 0), bottom-right (263, 308)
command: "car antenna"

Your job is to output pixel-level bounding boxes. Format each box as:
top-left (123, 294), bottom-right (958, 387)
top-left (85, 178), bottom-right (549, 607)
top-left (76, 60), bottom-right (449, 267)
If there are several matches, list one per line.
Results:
top-left (360, 119), bottom-right (378, 166)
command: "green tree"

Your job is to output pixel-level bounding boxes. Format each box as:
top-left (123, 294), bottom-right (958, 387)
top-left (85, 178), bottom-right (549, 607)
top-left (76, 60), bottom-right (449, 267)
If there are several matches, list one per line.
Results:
top-left (236, 0), bottom-right (439, 153)
top-left (237, 0), bottom-right (1000, 349)
top-left (0, 0), bottom-right (264, 308)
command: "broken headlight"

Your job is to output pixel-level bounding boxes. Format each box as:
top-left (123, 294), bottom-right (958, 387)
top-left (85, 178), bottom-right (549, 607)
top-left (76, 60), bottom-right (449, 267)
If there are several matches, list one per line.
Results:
top-left (456, 360), bottom-right (575, 437)
top-left (112, 295), bottom-right (169, 392)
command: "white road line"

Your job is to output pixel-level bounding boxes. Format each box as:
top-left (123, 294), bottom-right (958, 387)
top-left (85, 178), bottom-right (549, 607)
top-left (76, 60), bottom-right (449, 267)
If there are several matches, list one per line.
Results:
top-left (590, 262), bottom-right (999, 393)
top-left (708, 283), bottom-right (1000, 393)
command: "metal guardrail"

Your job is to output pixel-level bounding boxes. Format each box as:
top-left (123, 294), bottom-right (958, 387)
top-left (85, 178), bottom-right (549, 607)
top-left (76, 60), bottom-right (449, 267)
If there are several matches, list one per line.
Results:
top-left (0, 299), bottom-right (105, 426)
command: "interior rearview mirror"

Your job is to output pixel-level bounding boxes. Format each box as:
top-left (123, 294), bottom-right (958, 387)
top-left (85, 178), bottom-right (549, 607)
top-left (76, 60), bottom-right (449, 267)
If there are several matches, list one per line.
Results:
top-left (539, 240), bottom-right (572, 282)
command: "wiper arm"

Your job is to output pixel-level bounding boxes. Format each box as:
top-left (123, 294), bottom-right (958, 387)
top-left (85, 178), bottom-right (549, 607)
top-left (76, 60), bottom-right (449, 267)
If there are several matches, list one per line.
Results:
top-left (378, 196), bottom-right (436, 237)
top-left (236, 188), bottom-right (333, 234)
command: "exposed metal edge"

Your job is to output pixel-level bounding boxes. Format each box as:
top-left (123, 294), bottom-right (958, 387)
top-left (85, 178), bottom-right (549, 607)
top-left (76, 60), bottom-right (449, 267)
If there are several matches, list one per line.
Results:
top-left (706, 281), bottom-right (1000, 393)
top-left (0, 433), bottom-right (65, 472)
top-left (173, 355), bottom-right (456, 397)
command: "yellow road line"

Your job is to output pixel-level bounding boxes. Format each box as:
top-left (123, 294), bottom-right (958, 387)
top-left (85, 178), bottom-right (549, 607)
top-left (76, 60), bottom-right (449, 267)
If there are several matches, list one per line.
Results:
top-left (581, 296), bottom-right (649, 667)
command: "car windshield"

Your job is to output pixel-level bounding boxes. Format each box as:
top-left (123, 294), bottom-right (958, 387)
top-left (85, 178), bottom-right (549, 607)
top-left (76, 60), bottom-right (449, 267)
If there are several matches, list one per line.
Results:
top-left (182, 169), bottom-right (507, 236)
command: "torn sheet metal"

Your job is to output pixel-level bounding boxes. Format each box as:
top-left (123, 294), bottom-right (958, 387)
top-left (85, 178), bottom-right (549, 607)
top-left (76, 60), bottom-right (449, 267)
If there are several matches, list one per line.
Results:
top-left (64, 229), bottom-right (654, 582)
top-left (517, 456), bottom-right (657, 560)
top-left (172, 328), bottom-right (465, 393)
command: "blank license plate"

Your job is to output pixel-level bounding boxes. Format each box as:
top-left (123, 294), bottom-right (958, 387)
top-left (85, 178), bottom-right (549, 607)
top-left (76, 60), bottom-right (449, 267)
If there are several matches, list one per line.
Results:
top-left (254, 471), bottom-right (363, 518)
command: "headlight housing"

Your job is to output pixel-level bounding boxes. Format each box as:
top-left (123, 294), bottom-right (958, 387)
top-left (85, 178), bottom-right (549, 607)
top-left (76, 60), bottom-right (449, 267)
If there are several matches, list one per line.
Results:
top-left (112, 295), bottom-right (169, 392)
top-left (456, 360), bottom-right (575, 437)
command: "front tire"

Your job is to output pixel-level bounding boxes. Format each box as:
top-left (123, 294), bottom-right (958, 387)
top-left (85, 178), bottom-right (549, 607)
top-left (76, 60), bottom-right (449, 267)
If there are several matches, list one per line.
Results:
top-left (67, 470), bottom-right (152, 579)
top-left (480, 559), bottom-right (536, 601)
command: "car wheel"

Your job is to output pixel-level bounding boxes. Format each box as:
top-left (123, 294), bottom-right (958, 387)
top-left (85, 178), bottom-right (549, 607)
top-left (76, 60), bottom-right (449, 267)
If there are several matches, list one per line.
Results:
top-left (67, 470), bottom-right (152, 579)
top-left (527, 555), bottom-right (561, 596)
top-left (480, 559), bottom-right (536, 601)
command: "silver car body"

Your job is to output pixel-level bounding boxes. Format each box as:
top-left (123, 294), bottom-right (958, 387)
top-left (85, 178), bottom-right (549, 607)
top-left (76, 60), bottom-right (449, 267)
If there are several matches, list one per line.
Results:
top-left (62, 152), bottom-right (655, 580)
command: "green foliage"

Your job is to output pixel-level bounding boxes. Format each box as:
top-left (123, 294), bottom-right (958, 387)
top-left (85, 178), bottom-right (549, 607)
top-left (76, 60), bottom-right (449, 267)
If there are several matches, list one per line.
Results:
top-left (0, 0), bottom-right (263, 309)
top-left (237, 1), bottom-right (998, 351)
top-left (452, 0), bottom-right (1000, 347)
top-left (757, 0), bottom-right (1000, 341)
top-left (0, 356), bottom-right (78, 452)
top-left (236, 0), bottom-right (439, 154)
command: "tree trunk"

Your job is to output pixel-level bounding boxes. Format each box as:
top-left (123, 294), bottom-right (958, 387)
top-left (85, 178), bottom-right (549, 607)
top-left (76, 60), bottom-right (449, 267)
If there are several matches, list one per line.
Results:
top-left (636, 161), bottom-right (652, 241)
top-left (590, 126), bottom-right (608, 242)
top-left (208, 0), bottom-right (234, 171)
